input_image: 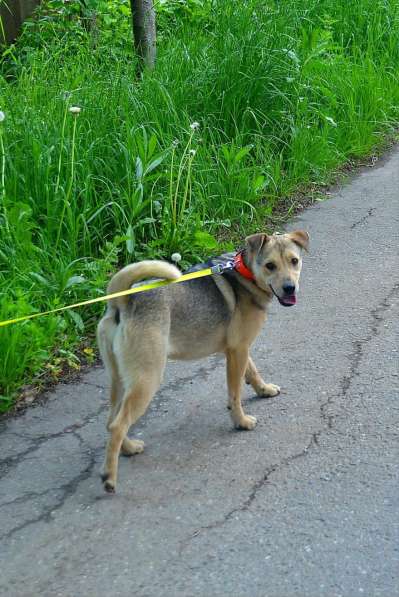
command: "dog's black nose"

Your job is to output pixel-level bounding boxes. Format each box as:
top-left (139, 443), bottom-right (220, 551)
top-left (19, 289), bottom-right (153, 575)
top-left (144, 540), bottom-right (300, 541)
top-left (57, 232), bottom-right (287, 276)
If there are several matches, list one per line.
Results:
top-left (283, 282), bottom-right (296, 295)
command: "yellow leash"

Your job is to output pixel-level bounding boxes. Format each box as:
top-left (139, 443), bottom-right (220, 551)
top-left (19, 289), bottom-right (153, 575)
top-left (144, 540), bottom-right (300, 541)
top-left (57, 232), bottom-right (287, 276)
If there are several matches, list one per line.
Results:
top-left (0, 264), bottom-right (227, 329)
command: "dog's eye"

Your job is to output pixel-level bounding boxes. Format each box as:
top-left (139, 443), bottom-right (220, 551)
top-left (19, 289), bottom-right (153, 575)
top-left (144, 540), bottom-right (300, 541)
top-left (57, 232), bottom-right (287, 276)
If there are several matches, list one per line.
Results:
top-left (265, 262), bottom-right (276, 271)
top-left (291, 257), bottom-right (299, 266)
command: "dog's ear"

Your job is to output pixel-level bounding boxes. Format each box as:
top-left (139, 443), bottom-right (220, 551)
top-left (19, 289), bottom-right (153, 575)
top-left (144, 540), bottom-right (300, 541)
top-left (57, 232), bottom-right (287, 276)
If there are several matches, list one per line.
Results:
top-left (287, 230), bottom-right (309, 252)
top-left (245, 233), bottom-right (269, 254)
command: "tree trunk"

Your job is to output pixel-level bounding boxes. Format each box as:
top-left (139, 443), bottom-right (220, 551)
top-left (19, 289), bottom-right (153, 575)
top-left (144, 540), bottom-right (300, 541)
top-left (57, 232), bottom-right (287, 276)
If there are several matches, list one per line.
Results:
top-left (129, 0), bottom-right (156, 70)
top-left (0, 0), bottom-right (40, 44)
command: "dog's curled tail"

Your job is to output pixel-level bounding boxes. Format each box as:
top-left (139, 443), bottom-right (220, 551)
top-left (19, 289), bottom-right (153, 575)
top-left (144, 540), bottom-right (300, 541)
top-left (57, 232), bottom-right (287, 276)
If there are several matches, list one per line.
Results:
top-left (106, 261), bottom-right (181, 309)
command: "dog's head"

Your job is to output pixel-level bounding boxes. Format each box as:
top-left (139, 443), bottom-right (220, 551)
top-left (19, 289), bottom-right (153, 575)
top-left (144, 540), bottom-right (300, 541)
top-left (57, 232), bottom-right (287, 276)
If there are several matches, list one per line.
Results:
top-left (243, 230), bottom-right (309, 306)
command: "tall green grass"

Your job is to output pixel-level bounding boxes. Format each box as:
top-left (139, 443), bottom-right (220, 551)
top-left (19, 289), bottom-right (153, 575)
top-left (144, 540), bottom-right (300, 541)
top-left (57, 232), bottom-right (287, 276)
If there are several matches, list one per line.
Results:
top-left (1, 0), bottom-right (399, 408)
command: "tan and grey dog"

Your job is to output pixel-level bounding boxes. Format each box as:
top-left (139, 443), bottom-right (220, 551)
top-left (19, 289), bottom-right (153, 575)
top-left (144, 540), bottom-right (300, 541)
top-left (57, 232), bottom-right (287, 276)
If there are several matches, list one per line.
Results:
top-left (97, 230), bottom-right (309, 492)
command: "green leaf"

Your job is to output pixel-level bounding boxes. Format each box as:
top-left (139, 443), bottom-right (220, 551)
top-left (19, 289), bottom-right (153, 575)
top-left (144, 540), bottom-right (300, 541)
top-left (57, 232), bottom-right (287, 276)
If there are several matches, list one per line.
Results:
top-left (253, 175), bottom-right (265, 192)
top-left (136, 217), bottom-right (156, 226)
top-left (135, 156), bottom-right (143, 180)
top-left (193, 230), bottom-right (218, 250)
top-left (30, 272), bottom-right (52, 287)
top-left (144, 154), bottom-right (165, 176)
top-left (234, 145), bottom-right (253, 163)
top-left (126, 225), bottom-right (135, 255)
top-left (148, 134), bottom-right (157, 159)
top-left (68, 310), bottom-right (84, 332)
top-left (221, 144), bottom-right (231, 163)
top-left (65, 275), bottom-right (86, 289)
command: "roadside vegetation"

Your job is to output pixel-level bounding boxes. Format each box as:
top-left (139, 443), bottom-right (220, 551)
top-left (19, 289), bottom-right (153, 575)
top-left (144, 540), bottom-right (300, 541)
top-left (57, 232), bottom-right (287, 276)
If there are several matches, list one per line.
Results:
top-left (1, 0), bottom-right (399, 409)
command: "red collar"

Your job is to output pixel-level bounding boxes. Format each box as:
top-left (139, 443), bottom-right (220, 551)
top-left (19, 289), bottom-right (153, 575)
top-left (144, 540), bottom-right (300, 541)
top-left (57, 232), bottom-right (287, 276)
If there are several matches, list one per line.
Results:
top-left (233, 252), bottom-right (255, 281)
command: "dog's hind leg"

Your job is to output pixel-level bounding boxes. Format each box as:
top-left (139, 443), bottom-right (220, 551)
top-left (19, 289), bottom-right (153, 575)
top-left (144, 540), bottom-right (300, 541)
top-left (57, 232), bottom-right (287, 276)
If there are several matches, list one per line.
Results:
top-left (102, 375), bottom-right (161, 493)
top-left (245, 355), bottom-right (280, 397)
top-left (226, 347), bottom-right (257, 430)
top-left (101, 341), bottom-right (166, 493)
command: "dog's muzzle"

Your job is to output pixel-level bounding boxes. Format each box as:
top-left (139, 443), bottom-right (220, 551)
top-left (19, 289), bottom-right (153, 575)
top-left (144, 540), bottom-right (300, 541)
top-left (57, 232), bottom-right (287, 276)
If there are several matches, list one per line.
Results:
top-left (270, 285), bottom-right (297, 307)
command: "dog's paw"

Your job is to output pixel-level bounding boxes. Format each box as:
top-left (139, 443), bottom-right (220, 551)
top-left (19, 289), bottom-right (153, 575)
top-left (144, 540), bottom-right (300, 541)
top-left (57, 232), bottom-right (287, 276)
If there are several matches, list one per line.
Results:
top-left (256, 383), bottom-right (280, 398)
top-left (121, 438), bottom-right (145, 456)
top-left (101, 472), bottom-right (116, 494)
top-left (236, 414), bottom-right (257, 430)
top-left (104, 480), bottom-right (116, 494)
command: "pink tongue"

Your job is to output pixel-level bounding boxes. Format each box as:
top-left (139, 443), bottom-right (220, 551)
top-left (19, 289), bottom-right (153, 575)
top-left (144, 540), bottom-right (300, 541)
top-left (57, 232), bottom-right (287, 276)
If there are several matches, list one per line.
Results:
top-left (284, 295), bottom-right (296, 305)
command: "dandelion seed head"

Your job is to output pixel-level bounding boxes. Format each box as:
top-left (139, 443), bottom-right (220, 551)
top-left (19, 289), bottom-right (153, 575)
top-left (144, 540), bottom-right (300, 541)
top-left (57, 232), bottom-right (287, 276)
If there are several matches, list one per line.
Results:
top-left (190, 121), bottom-right (200, 130)
top-left (69, 106), bottom-right (81, 115)
top-left (171, 253), bottom-right (182, 263)
top-left (189, 149), bottom-right (196, 157)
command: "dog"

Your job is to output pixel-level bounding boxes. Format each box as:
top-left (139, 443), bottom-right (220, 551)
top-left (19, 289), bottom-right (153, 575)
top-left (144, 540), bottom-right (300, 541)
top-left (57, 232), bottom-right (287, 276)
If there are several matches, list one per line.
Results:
top-left (97, 230), bottom-right (309, 492)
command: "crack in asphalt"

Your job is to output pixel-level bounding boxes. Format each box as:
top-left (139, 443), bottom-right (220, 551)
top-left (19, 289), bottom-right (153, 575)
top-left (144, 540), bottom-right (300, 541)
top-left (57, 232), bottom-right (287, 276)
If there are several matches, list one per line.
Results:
top-left (350, 207), bottom-right (376, 229)
top-left (321, 281), bottom-right (399, 431)
top-left (311, 280), bottom-right (399, 451)
top-left (0, 403), bottom-right (107, 477)
top-left (0, 488), bottom-right (56, 509)
top-left (0, 430), bottom-right (97, 543)
top-left (178, 436), bottom-right (316, 556)
top-left (179, 282), bottom-right (399, 552)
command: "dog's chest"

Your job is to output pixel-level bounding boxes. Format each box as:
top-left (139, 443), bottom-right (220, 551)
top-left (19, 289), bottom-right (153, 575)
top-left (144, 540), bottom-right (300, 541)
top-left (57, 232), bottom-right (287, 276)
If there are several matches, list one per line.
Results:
top-left (227, 303), bottom-right (267, 349)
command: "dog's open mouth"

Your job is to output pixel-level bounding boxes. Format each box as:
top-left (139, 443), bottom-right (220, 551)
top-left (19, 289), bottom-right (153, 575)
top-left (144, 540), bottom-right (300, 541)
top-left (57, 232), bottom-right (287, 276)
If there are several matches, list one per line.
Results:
top-left (269, 285), bottom-right (297, 307)
top-left (277, 294), bottom-right (296, 307)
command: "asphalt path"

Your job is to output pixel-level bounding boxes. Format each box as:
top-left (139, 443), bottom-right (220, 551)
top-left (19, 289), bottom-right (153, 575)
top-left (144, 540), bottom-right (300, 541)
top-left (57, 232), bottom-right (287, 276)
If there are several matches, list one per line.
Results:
top-left (1, 149), bottom-right (398, 597)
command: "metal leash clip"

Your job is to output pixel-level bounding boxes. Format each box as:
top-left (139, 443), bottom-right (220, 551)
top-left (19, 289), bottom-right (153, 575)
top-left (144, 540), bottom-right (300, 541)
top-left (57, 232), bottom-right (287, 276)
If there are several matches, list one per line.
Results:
top-left (211, 260), bottom-right (235, 275)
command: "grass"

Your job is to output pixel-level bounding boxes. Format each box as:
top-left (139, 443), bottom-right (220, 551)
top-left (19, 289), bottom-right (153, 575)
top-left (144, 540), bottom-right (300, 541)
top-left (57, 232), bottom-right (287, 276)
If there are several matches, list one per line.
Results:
top-left (1, 0), bottom-right (399, 410)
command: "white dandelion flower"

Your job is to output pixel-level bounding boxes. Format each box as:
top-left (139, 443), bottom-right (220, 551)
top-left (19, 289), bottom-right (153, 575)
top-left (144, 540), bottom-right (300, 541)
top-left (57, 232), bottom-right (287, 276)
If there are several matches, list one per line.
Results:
top-left (171, 253), bottom-right (182, 263)
top-left (69, 106), bottom-right (81, 115)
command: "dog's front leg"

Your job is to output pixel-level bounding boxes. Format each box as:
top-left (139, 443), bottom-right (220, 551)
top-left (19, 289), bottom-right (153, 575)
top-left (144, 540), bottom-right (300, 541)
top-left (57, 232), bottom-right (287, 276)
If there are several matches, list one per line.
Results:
top-left (226, 347), bottom-right (257, 430)
top-left (245, 356), bottom-right (280, 397)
